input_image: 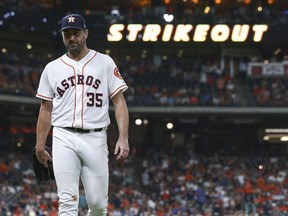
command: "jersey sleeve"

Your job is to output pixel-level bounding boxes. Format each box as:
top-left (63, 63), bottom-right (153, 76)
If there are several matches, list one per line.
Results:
top-left (107, 58), bottom-right (128, 99)
top-left (36, 65), bottom-right (54, 101)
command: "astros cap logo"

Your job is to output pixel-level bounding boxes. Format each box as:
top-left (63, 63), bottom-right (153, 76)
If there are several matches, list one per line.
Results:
top-left (68, 16), bottom-right (76, 23)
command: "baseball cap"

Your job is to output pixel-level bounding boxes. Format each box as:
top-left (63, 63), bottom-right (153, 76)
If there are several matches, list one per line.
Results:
top-left (59, 14), bottom-right (86, 32)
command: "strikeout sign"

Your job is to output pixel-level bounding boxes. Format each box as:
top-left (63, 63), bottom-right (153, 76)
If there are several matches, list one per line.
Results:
top-left (107, 24), bottom-right (268, 42)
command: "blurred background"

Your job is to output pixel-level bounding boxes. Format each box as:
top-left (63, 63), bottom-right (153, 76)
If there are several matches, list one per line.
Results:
top-left (0, 0), bottom-right (288, 215)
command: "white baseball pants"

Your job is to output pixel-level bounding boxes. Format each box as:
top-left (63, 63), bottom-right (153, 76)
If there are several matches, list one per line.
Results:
top-left (52, 127), bottom-right (109, 216)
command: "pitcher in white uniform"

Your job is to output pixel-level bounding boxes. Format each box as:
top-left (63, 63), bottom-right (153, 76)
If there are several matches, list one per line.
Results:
top-left (34, 13), bottom-right (130, 216)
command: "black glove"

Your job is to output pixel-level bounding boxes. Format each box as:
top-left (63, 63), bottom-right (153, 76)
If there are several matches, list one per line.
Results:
top-left (32, 147), bottom-right (55, 183)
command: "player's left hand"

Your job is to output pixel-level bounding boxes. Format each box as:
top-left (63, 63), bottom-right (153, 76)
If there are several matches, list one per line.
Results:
top-left (114, 139), bottom-right (129, 160)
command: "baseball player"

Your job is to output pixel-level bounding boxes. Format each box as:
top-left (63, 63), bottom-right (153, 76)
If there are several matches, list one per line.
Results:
top-left (34, 13), bottom-right (130, 216)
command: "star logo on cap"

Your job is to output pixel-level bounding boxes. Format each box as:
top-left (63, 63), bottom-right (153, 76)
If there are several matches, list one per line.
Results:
top-left (67, 16), bottom-right (76, 23)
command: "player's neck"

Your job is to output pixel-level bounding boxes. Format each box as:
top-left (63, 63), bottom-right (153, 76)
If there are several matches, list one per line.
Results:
top-left (67, 47), bottom-right (90, 62)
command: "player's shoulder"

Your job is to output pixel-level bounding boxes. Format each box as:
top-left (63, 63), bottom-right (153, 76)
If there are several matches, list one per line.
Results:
top-left (94, 50), bottom-right (114, 62)
top-left (44, 56), bottom-right (63, 68)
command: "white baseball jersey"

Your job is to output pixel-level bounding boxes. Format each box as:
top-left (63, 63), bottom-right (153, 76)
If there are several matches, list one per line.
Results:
top-left (36, 50), bottom-right (128, 129)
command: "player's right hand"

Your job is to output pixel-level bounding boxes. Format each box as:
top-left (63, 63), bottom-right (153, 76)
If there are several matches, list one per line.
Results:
top-left (36, 147), bottom-right (52, 168)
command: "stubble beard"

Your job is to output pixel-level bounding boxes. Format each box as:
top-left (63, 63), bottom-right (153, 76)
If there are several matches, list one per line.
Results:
top-left (68, 43), bottom-right (81, 55)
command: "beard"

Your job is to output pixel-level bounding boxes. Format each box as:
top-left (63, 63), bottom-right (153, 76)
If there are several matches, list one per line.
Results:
top-left (68, 43), bottom-right (79, 53)
top-left (66, 42), bottom-right (83, 55)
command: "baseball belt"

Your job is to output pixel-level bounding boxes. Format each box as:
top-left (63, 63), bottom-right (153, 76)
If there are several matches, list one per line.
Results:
top-left (63, 127), bottom-right (105, 133)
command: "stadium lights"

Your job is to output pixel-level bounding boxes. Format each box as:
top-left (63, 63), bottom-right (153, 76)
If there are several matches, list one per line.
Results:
top-left (143, 119), bottom-right (148, 125)
top-left (166, 122), bottom-right (173, 130)
top-left (204, 7), bottom-right (210, 14)
top-left (135, 119), bottom-right (142, 126)
top-left (26, 43), bottom-right (32, 50)
top-left (163, 14), bottom-right (174, 22)
top-left (105, 49), bottom-right (111, 55)
top-left (265, 129), bottom-right (288, 133)
top-left (134, 118), bottom-right (148, 126)
top-left (263, 135), bottom-right (288, 142)
top-left (111, 9), bottom-right (120, 16)
top-left (263, 128), bottom-right (288, 143)
top-left (280, 136), bottom-right (288, 142)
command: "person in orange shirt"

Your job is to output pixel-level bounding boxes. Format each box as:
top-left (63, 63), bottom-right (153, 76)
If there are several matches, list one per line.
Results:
top-left (121, 197), bottom-right (130, 210)
top-left (0, 160), bottom-right (8, 176)
top-left (13, 205), bottom-right (23, 216)
top-left (49, 206), bottom-right (58, 216)
top-left (243, 179), bottom-right (254, 194)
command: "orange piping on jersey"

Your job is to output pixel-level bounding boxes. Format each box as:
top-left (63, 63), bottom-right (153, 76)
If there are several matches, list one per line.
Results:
top-left (61, 57), bottom-right (77, 127)
top-left (109, 85), bottom-right (128, 98)
top-left (36, 93), bottom-right (53, 101)
top-left (80, 51), bottom-right (98, 128)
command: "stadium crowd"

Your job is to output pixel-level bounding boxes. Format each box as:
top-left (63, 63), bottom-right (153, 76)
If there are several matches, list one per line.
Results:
top-left (249, 77), bottom-right (288, 106)
top-left (0, 145), bottom-right (288, 216)
top-left (1, 51), bottom-right (288, 107)
top-left (0, 51), bottom-right (241, 106)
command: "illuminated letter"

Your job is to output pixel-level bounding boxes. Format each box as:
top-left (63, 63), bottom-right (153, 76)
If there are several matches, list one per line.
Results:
top-left (162, 25), bottom-right (174, 42)
top-left (127, 24), bottom-right (143, 41)
top-left (252, 25), bottom-right (268, 42)
top-left (173, 24), bottom-right (193, 42)
top-left (108, 24), bottom-right (124, 41)
top-left (194, 24), bottom-right (210, 42)
top-left (210, 24), bottom-right (229, 42)
top-left (231, 25), bottom-right (249, 42)
top-left (143, 24), bottom-right (161, 41)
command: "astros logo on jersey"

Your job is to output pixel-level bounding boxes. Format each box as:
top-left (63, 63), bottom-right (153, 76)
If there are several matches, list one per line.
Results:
top-left (114, 68), bottom-right (123, 79)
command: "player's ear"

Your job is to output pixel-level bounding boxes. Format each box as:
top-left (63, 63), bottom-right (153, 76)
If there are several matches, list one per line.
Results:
top-left (84, 29), bottom-right (88, 39)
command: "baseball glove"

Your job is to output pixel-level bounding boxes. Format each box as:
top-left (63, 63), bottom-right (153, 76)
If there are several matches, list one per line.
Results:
top-left (32, 147), bottom-right (55, 183)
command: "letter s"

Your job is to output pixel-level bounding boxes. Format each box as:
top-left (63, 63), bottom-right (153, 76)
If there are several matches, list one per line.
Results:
top-left (107, 24), bottom-right (124, 41)
top-left (92, 79), bottom-right (101, 90)
top-left (61, 79), bottom-right (69, 90)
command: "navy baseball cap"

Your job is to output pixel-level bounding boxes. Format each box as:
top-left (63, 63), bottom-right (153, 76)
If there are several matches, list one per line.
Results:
top-left (59, 14), bottom-right (86, 32)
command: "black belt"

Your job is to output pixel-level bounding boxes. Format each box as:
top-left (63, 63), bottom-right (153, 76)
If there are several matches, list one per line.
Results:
top-left (63, 127), bottom-right (103, 133)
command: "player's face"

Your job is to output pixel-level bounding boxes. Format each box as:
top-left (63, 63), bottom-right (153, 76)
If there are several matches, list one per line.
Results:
top-left (62, 29), bottom-right (88, 54)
